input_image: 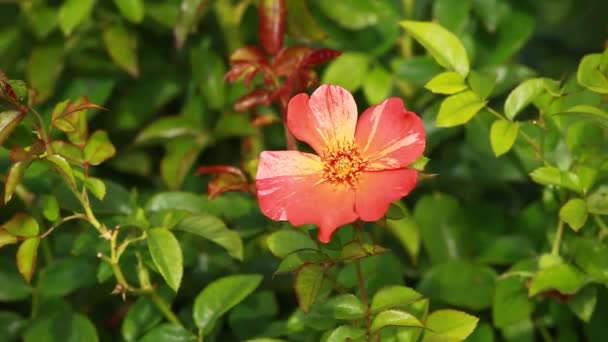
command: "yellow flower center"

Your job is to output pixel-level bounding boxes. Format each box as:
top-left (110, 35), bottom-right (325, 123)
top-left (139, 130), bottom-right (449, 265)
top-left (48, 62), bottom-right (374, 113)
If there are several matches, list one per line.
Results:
top-left (321, 142), bottom-right (367, 186)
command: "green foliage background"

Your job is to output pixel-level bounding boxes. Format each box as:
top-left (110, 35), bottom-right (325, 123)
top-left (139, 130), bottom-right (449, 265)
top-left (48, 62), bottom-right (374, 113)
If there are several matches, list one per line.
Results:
top-left (0, 0), bottom-right (607, 341)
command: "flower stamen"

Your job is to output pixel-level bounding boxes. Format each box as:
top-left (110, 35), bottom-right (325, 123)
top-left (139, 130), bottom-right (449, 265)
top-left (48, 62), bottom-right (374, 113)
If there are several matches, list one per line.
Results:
top-left (321, 142), bottom-right (367, 186)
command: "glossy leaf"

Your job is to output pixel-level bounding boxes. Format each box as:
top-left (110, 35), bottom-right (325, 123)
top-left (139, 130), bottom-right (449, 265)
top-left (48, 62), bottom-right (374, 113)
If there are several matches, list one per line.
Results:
top-left (554, 105), bottom-right (608, 128)
top-left (38, 258), bottom-right (96, 297)
top-left (317, 1), bottom-right (379, 30)
top-left (425, 71), bottom-right (467, 94)
top-left (191, 45), bottom-right (226, 110)
top-left (161, 138), bottom-right (205, 190)
top-left (266, 230), bottom-right (318, 258)
top-left (0, 260), bottom-right (32, 301)
top-left (386, 202), bottom-right (420, 264)
top-left (587, 186), bottom-right (608, 215)
top-left (103, 24), bottom-right (139, 77)
top-left (294, 264), bottom-right (325, 312)
top-left (401, 21), bottom-right (470, 77)
top-left (529, 167), bottom-right (582, 193)
top-left (114, 0), bottom-right (144, 23)
top-left (493, 277), bottom-right (533, 328)
top-left (504, 78), bottom-right (545, 120)
top-left (321, 52), bottom-right (369, 91)
top-left (174, 214), bottom-right (243, 260)
top-left (529, 263), bottom-right (586, 296)
top-left (41, 195), bottom-right (60, 221)
top-left (140, 324), bottom-right (196, 342)
top-left (436, 91), bottom-right (487, 127)
top-left (121, 298), bottom-right (163, 341)
top-left (84, 131), bottom-right (116, 166)
top-left (26, 44), bottom-right (64, 102)
top-left (371, 285), bottom-right (423, 314)
top-left (467, 70), bottom-right (496, 99)
top-left (58, 0), bottom-right (95, 36)
top-left (577, 53), bottom-right (608, 94)
top-left (322, 325), bottom-right (366, 342)
top-left (320, 294), bottom-right (365, 320)
top-left (193, 274), bottom-right (262, 334)
top-left (370, 309), bottom-right (424, 333)
top-left (559, 198), bottom-right (588, 231)
top-left (274, 249), bottom-right (326, 274)
top-left (135, 116), bottom-right (204, 145)
top-left (84, 177), bottom-right (106, 200)
top-left (46, 154), bottom-right (76, 188)
top-left (0, 110), bottom-right (23, 146)
top-left (340, 240), bottom-right (388, 260)
top-left (490, 120), bottom-right (519, 156)
top-left (422, 309), bottom-right (479, 342)
top-left (16, 237), bottom-right (40, 283)
top-left (570, 237), bottom-right (608, 282)
top-left (567, 286), bottom-right (597, 323)
top-left (147, 228), bottom-right (183, 292)
top-left (4, 160), bottom-right (31, 203)
top-left (363, 64), bottom-right (393, 104)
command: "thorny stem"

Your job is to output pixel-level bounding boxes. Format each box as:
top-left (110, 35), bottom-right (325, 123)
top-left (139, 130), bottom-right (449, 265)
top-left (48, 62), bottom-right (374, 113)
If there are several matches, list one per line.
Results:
top-left (551, 220), bottom-right (565, 256)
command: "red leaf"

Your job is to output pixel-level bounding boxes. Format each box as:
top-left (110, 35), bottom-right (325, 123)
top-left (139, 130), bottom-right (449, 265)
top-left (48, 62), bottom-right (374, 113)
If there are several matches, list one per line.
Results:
top-left (63, 96), bottom-right (106, 117)
top-left (272, 46), bottom-right (313, 76)
top-left (251, 114), bottom-right (280, 127)
top-left (301, 48), bottom-right (342, 69)
top-left (229, 46), bottom-right (268, 64)
top-left (258, 0), bottom-right (286, 55)
top-left (195, 165), bottom-right (251, 199)
top-left (196, 165), bottom-right (246, 178)
top-left (234, 89), bottom-right (271, 112)
top-left (226, 46), bottom-right (271, 86)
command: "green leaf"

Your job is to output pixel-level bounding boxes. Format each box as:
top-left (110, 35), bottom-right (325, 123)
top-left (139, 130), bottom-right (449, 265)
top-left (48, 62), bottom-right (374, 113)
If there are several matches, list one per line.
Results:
top-left (320, 294), bottom-right (365, 320)
top-left (147, 228), bottom-right (183, 292)
top-left (340, 240), bottom-right (388, 260)
top-left (414, 194), bottom-right (468, 264)
top-left (58, 0), bottom-right (96, 36)
top-left (41, 195), bottom-right (60, 221)
top-left (285, 0), bottom-right (326, 41)
top-left (490, 120), bottom-right (519, 156)
top-left (425, 71), bottom-right (467, 94)
top-left (16, 237), bottom-right (40, 283)
top-left (228, 291), bottom-right (278, 340)
top-left (477, 235), bottom-right (535, 265)
top-left (433, 0), bottom-right (470, 33)
top-left (140, 324), bottom-right (196, 342)
top-left (317, 1), bottom-right (379, 30)
top-left (84, 177), bottom-right (106, 201)
top-left (4, 160), bottom-right (31, 203)
top-left (294, 264), bottom-right (325, 312)
top-left (370, 309), bottom-right (424, 333)
top-left (567, 286), bottom-right (597, 323)
top-left (84, 130), bottom-right (116, 166)
top-left (161, 138), bottom-right (206, 190)
top-left (436, 91), bottom-right (487, 127)
top-left (391, 56), bottom-right (443, 86)
top-left (569, 237), bottom-right (608, 282)
top-left (274, 249), bottom-right (326, 274)
top-left (38, 258), bottom-right (96, 297)
top-left (418, 260), bottom-right (496, 311)
top-left (24, 311), bottom-right (99, 342)
top-left (493, 277), bottom-right (533, 328)
top-left (0, 110), bottom-right (24, 146)
top-left (504, 78), bottom-right (545, 120)
top-left (529, 166), bottom-right (582, 193)
top-left (529, 263), bottom-right (586, 296)
top-left (26, 43), bottom-right (64, 102)
top-left (266, 230), bottom-right (318, 258)
top-left (553, 105), bottom-right (608, 128)
top-left (0, 311), bottom-right (26, 341)
top-left (191, 43), bottom-right (226, 110)
top-left (122, 297), bottom-right (163, 341)
top-left (0, 230), bottom-right (18, 248)
top-left (577, 53), bottom-right (608, 94)
top-left (321, 52), bottom-right (370, 92)
top-left (559, 198), bottom-right (588, 232)
top-left (371, 285), bottom-right (423, 314)
top-left (174, 214), bottom-right (243, 260)
top-left (322, 325), bottom-right (366, 342)
top-left (363, 64), bottom-right (393, 104)
top-left (174, 0), bottom-right (208, 49)
top-left (103, 24), bottom-right (139, 77)
top-left (46, 154), bottom-right (76, 188)
top-left (193, 274), bottom-right (262, 334)
top-left (114, 0), bottom-right (145, 23)
top-left (587, 186), bottom-right (608, 215)
top-left (135, 116), bottom-right (204, 145)
top-left (3, 213), bottom-right (38, 237)
top-left (467, 70), bottom-right (496, 99)
top-left (422, 309), bottom-right (479, 342)
top-left (400, 21), bottom-right (470, 77)
top-left (0, 260), bottom-right (32, 301)
top-left (478, 10), bottom-right (534, 66)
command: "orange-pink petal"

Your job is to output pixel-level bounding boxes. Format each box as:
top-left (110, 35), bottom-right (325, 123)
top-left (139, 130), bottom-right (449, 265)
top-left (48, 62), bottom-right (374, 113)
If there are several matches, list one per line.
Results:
top-left (354, 98), bottom-right (425, 171)
top-left (287, 84), bottom-right (358, 154)
top-left (256, 150), bottom-right (357, 243)
top-left (355, 169), bottom-right (418, 221)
